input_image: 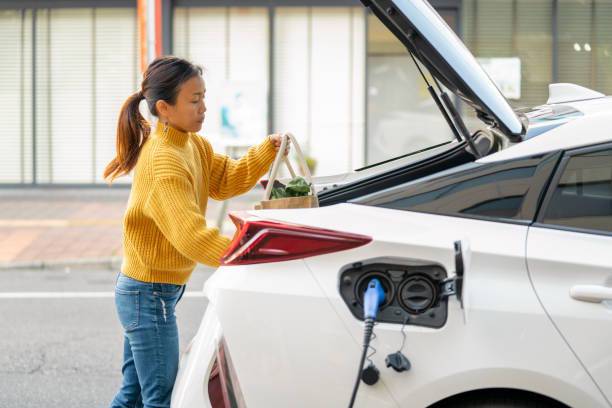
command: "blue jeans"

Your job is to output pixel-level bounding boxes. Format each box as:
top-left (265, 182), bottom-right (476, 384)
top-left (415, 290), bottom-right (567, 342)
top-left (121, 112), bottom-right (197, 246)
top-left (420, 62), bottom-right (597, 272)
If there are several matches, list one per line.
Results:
top-left (110, 272), bottom-right (186, 408)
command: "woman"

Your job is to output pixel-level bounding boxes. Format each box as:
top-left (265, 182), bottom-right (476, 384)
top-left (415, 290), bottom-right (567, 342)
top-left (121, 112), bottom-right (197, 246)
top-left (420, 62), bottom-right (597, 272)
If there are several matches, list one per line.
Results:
top-left (105, 56), bottom-right (289, 408)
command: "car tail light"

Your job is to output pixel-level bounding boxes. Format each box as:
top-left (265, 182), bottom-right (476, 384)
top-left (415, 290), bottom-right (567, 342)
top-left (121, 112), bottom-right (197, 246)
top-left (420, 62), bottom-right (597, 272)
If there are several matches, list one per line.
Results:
top-left (208, 338), bottom-right (246, 408)
top-left (220, 211), bottom-right (372, 266)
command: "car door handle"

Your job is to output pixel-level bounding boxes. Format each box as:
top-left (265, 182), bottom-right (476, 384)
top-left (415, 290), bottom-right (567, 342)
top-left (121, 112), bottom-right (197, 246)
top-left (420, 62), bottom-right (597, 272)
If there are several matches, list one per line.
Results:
top-left (570, 285), bottom-right (612, 303)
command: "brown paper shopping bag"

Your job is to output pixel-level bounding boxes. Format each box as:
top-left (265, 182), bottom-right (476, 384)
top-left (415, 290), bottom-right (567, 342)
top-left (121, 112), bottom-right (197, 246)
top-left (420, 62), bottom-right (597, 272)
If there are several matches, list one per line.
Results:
top-left (254, 133), bottom-right (319, 210)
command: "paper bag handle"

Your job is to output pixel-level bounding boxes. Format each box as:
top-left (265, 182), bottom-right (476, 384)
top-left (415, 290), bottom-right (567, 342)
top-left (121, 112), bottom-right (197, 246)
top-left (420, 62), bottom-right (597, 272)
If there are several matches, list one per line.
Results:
top-left (263, 133), bottom-right (316, 200)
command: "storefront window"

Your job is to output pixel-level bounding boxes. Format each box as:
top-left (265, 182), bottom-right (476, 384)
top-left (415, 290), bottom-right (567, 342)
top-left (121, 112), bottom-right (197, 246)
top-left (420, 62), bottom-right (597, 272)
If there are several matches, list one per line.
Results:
top-left (463, 0), bottom-right (612, 109)
top-left (273, 7), bottom-right (365, 176)
top-left (173, 7), bottom-right (270, 150)
top-left (365, 10), bottom-right (460, 166)
top-left (0, 7), bottom-right (139, 184)
top-left (462, 0), bottom-right (553, 110)
top-left (559, 0), bottom-right (612, 94)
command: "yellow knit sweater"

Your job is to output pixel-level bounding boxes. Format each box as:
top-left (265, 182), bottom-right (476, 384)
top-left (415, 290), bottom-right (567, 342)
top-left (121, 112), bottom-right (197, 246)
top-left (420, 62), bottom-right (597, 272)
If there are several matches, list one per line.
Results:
top-left (120, 121), bottom-right (277, 285)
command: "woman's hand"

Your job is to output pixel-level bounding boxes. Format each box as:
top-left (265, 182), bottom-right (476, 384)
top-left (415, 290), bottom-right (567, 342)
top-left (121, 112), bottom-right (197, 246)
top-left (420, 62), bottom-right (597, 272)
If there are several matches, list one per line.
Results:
top-left (268, 133), bottom-right (291, 157)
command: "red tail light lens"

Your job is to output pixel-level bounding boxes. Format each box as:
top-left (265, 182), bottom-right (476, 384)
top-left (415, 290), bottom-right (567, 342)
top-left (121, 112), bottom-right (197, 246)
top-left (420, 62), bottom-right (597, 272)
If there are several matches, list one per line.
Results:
top-left (220, 211), bottom-right (372, 266)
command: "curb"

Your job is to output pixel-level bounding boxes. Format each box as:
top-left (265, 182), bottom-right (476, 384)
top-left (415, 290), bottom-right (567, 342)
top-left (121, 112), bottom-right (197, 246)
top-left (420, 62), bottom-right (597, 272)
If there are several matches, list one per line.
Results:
top-left (0, 256), bottom-right (123, 271)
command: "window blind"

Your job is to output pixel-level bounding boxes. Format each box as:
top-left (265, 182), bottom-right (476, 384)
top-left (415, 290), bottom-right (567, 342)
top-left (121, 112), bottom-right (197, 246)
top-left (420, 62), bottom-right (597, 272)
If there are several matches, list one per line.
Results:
top-left (94, 8), bottom-right (138, 184)
top-left (0, 10), bottom-right (32, 183)
top-left (274, 7), bottom-right (365, 175)
top-left (462, 0), bottom-right (553, 108)
top-left (558, 0), bottom-right (593, 90)
top-left (33, 7), bottom-right (137, 184)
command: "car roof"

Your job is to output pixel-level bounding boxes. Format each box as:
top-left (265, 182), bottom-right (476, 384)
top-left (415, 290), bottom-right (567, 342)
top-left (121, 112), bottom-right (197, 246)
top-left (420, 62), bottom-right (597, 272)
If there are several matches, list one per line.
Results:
top-left (479, 109), bottom-right (612, 163)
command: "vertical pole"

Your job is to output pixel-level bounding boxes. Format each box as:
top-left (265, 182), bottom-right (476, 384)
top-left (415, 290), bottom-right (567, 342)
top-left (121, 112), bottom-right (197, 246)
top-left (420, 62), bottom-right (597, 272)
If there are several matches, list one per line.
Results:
top-left (267, 6), bottom-right (274, 136)
top-left (20, 9), bottom-right (26, 183)
top-left (590, 0), bottom-right (596, 89)
top-left (32, 8), bottom-right (37, 185)
top-left (364, 8), bottom-right (369, 166)
top-left (552, 0), bottom-right (558, 83)
top-left (348, 7), bottom-right (354, 171)
top-left (154, 0), bottom-right (162, 57)
top-left (47, 9), bottom-right (52, 183)
top-left (225, 7), bottom-right (230, 80)
top-left (161, 0), bottom-right (173, 55)
top-left (138, 0), bottom-right (146, 73)
top-left (92, 8), bottom-right (97, 183)
top-left (306, 7), bottom-right (312, 155)
top-left (511, 0), bottom-right (518, 55)
top-left (473, 0), bottom-right (479, 55)
top-left (138, 1), bottom-right (163, 75)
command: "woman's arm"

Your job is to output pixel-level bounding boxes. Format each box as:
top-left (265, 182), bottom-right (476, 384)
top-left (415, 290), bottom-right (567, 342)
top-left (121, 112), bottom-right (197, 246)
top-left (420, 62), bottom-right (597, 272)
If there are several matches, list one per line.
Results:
top-left (144, 174), bottom-right (232, 267)
top-left (208, 136), bottom-right (278, 201)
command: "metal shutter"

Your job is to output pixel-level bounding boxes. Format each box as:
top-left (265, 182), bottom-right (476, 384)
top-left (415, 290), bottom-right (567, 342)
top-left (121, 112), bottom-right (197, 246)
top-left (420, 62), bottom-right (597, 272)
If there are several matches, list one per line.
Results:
top-left (0, 10), bottom-right (33, 184)
top-left (34, 7), bottom-right (137, 184)
top-left (273, 7), bottom-right (365, 175)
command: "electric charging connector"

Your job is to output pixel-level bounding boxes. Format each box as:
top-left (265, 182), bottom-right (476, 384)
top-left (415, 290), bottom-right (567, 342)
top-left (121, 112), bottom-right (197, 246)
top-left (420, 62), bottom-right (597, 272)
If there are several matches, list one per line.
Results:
top-left (348, 278), bottom-right (386, 408)
top-left (363, 278), bottom-right (386, 320)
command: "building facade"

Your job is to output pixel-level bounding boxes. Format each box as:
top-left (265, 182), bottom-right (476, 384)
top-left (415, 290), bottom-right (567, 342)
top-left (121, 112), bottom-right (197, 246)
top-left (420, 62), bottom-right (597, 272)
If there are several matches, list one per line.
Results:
top-left (1, 0), bottom-right (611, 185)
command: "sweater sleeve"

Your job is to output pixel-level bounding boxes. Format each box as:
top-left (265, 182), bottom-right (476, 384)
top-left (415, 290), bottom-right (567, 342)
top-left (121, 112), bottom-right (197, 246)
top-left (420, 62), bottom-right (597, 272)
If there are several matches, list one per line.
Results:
top-left (143, 175), bottom-right (232, 267)
top-left (208, 136), bottom-right (277, 201)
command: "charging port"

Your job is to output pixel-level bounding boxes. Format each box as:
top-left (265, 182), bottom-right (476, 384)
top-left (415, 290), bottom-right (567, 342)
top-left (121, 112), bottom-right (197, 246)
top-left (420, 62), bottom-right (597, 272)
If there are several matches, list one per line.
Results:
top-left (339, 258), bottom-right (449, 328)
top-left (355, 272), bottom-right (394, 310)
top-left (398, 274), bottom-right (438, 314)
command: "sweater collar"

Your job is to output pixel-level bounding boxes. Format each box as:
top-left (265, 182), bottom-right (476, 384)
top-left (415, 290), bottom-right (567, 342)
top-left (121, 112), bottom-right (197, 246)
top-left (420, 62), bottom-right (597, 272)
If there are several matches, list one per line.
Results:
top-left (154, 121), bottom-right (190, 146)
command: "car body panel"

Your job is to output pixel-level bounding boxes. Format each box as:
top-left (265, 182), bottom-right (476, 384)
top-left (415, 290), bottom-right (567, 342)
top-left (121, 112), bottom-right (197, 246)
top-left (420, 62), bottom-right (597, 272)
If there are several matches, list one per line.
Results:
top-left (527, 226), bottom-right (612, 405)
top-left (257, 204), bottom-right (608, 407)
top-left (201, 259), bottom-right (398, 407)
top-left (479, 110), bottom-right (612, 164)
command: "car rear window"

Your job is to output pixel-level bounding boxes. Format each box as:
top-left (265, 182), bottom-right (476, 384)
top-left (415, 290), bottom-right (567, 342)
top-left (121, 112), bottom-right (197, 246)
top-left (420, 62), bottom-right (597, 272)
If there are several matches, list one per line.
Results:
top-left (358, 155), bottom-right (546, 222)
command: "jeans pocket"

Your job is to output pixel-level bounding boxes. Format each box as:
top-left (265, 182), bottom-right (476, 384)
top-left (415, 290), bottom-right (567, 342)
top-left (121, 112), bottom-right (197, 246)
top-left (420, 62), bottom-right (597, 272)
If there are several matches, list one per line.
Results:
top-left (115, 287), bottom-right (140, 332)
top-left (157, 283), bottom-right (183, 296)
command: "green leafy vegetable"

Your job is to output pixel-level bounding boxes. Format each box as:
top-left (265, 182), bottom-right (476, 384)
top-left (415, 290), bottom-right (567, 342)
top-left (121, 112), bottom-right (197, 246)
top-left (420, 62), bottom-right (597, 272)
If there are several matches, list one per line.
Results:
top-left (270, 187), bottom-right (288, 199)
top-left (285, 176), bottom-right (311, 196)
top-left (269, 176), bottom-right (311, 199)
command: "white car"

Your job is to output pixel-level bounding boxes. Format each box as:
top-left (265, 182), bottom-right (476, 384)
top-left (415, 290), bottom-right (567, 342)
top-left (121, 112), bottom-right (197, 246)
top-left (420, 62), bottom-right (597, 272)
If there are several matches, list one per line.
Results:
top-left (172, 1), bottom-right (612, 407)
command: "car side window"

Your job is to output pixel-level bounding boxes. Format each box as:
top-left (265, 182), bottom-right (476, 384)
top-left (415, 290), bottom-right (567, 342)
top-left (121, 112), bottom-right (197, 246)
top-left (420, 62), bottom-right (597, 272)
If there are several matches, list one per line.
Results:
top-left (540, 148), bottom-right (612, 234)
top-left (368, 155), bottom-right (544, 222)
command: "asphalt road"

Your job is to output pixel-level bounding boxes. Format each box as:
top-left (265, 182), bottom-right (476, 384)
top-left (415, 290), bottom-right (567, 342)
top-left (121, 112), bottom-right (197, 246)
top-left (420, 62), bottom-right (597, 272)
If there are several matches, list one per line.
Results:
top-left (0, 266), bottom-right (214, 408)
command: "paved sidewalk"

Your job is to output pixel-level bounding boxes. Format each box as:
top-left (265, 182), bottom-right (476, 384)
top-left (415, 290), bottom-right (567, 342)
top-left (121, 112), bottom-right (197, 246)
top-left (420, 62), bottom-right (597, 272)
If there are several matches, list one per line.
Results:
top-left (0, 187), bottom-right (264, 270)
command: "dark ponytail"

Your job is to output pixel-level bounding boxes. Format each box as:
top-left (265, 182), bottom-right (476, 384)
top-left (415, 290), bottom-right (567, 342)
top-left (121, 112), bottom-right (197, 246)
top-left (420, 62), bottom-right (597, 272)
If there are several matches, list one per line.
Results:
top-left (104, 56), bottom-right (203, 184)
top-left (103, 90), bottom-right (148, 183)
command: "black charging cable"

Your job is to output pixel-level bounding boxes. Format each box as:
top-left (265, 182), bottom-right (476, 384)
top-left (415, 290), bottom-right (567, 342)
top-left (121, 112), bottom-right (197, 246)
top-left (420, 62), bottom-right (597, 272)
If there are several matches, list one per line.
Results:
top-left (348, 278), bottom-right (386, 408)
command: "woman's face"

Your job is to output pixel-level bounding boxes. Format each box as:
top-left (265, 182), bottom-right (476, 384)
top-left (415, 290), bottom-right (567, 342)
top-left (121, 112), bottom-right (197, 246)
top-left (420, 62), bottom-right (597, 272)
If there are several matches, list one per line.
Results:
top-left (157, 75), bottom-right (206, 133)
